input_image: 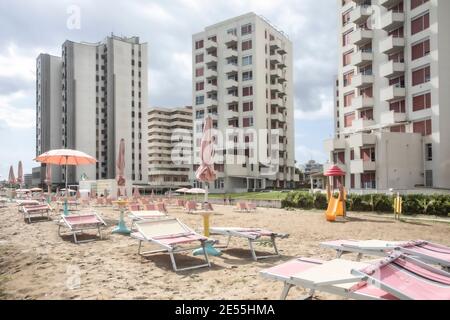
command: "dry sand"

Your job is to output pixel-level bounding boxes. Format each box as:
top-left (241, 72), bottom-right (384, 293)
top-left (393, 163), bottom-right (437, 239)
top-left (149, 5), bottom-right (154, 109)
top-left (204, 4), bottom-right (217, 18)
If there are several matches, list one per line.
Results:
top-left (1, 202), bottom-right (450, 300)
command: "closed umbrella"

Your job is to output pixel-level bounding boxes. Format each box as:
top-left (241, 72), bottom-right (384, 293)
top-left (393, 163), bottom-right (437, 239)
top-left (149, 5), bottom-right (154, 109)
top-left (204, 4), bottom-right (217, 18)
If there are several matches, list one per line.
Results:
top-left (45, 165), bottom-right (52, 203)
top-left (133, 187), bottom-right (140, 199)
top-left (8, 165), bottom-right (15, 185)
top-left (116, 139), bottom-right (126, 197)
top-left (35, 149), bottom-right (97, 215)
top-left (17, 161), bottom-right (23, 187)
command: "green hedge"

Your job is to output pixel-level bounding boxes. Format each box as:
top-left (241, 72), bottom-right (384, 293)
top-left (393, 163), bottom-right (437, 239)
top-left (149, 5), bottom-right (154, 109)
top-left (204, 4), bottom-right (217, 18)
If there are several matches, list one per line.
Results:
top-left (282, 191), bottom-right (450, 216)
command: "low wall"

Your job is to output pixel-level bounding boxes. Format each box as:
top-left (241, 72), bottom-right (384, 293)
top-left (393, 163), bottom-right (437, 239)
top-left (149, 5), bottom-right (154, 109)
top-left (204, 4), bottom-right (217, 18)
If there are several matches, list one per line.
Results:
top-left (207, 198), bottom-right (282, 209)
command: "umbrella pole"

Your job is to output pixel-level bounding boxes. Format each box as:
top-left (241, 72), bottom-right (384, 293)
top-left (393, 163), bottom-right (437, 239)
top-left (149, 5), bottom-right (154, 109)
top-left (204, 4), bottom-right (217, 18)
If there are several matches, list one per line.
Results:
top-left (63, 161), bottom-right (69, 216)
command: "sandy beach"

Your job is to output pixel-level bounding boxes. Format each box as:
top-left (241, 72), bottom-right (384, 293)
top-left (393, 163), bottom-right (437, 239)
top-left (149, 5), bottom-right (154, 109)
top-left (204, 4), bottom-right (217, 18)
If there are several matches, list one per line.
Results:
top-left (1, 203), bottom-right (450, 300)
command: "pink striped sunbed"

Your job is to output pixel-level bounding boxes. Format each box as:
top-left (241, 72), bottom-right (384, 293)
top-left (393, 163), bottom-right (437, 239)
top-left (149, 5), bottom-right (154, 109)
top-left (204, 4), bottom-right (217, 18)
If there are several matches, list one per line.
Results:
top-left (209, 227), bottom-right (289, 261)
top-left (58, 212), bottom-right (107, 244)
top-left (321, 239), bottom-right (450, 271)
top-left (22, 203), bottom-right (52, 223)
top-left (260, 252), bottom-right (450, 300)
top-left (131, 218), bottom-right (211, 272)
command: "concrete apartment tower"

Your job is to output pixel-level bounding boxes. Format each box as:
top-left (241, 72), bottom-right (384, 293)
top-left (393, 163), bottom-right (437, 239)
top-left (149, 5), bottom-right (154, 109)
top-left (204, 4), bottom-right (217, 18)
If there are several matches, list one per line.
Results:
top-left (192, 12), bottom-right (297, 193)
top-left (61, 35), bottom-right (149, 186)
top-left (147, 106), bottom-right (193, 192)
top-left (35, 53), bottom-right (63, 185)
top-left (325, 0), bottom-right (450, 190)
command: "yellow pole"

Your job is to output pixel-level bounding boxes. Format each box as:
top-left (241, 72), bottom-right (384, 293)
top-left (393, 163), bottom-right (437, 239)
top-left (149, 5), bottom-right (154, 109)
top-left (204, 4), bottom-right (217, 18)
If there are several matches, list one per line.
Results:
top-left (202, 212), bottom-right (211, 237)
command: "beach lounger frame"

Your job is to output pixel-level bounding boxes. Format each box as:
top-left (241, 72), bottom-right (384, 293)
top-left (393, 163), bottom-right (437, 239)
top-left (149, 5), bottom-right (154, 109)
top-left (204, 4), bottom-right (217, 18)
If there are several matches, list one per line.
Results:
top-left (132, 218), bottom-right (211, 272)
top-left (22, 203), bottom-right (52, 223)
top-left (321, 239), bottom-right (450, 271)
top-left (128, 210), bottom-right (168, 230)
top-left (58, 212), bottom-right (107, 244)
top-left (209, 227), bottom-right (288, 261)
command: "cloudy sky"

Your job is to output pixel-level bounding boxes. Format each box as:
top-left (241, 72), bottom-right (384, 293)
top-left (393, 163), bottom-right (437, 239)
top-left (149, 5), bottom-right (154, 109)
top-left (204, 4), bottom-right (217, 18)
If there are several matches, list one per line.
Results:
top-left (0, 0), bottom-right (338, 179)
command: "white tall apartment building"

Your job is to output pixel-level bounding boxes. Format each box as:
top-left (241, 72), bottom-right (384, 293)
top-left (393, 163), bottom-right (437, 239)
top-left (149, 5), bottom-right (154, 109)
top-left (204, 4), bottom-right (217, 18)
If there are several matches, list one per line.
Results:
top-left (61, 35), bottom-right (148, 185)
top-left (35, 53), bottom-right (63, 185)
top-left (147, 106), bottom-right (193, 191)
top-left (192, 12), bottom-right (298, 193)
top-left (325, 0), bottom-right (450, 190)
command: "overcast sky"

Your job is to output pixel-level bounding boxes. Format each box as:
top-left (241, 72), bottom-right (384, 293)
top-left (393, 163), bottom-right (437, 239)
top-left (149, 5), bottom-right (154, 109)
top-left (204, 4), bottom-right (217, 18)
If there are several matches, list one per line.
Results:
top-left (0, 0), bottom-right (338, 179)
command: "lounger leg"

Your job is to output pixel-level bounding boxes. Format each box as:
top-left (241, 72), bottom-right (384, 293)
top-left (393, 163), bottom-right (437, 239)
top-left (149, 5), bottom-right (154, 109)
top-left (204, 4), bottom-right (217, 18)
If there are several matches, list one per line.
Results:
top-left (202, 242), bottom-right (211, 267)
top-left (280, 283), bottom-right (293, 300)
top-left (299, 289), bottom-right (315, 300)
top-left (248, 239), bottom-right (258, 261)
top-left (336, 250), bottom-right (343, 258)
top-left (356, 253), bottom-right (363, 262)
top-left (73, 232), bottom-right (78, 244)
top-left (272, 236), bottom-right (279, 256)
top-left (137, 241), bottom-right (143, 255)
top-left (98, 226), bottom-right (102, 240)
top-left (169, 251), bottom-right (178, 272)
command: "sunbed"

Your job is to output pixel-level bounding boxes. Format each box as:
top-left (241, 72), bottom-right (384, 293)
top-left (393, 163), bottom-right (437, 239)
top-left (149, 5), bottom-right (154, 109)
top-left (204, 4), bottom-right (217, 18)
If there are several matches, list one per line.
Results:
top-left (131, 218), bottom-right (211, 272)
top-left (22, 203), bottom-right (52, 223)
top-left (17, 199), bottom-right (40, 212)
top-left (57, 211), bottom-right (107, 244)
top-left (209, 227), bottom-right (289, 261)
top-left (260, 252), bottom-right (450, 300)
top-left (321, 239), bottom-right (450, 271)
top-left (233, 202), bottom-right (256, 213)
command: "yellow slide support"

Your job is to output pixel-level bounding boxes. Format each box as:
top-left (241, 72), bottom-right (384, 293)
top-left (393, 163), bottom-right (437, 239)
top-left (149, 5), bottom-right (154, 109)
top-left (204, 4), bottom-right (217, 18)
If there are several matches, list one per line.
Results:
top-left (326, 196), bottom-right (345, 222)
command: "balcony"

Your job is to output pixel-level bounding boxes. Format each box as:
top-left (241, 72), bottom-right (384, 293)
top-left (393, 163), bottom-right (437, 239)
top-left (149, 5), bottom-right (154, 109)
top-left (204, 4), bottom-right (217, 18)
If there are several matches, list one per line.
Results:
top-left (205, 83), bottom-right (218, 93)
top-left (205, 98), bottom-right (218, 108)
top-left (381, 11), bottom-right (405, 32)
top-left (380, 110), bottom-right (406, 125)
top-left (271, 113), bottom-right (286, 123)
top-left (270, 68), bottom-right (282, 79)
top-left (271, 97), bottom-right (284, 107)
top-left (352, 96), bottom-right (374, 110)
top-left (380, 0), bottom-right (403, 9)
top-left (278, 45), bottom-right (287, 55)
top-left (225, 110), bottom-right (239, 119)
top-left (350, 159), bottom-right (376, 174)
top-left (380, 60), bottom-right (405, 78)
top-left (350, 5), bottom-right (372, 25)
top-left (224, 79), bottom-right (238, 89)
top-left (224, 33), bottom-right (238, 46)
top-left (270, 82), bottom-right (283, 93)
top-left (348, 133), bottom-right (376, 148)
top-left (324, 138), bottom-right (346, 152)
top-left (353, 73), bottom-right (374, 88)
top-left (351, 29), bottom-right (373, 46)
top-left (270, 54), bottom-right (281, 64)
top-left (276, 173), bottom-right (286, 181)
top-left (270, 38), bottom-right (281, 50)
top-left (227, 164), bottom-right (248, 177)
top-left (381, 85), bottom-right (406, 102)
top-left (204, 54), bottom-right (217, 66)
top-left (205, 39), bottom-right (217, 51)
top-left (224, 48), bottom-right (237, 59)
top-left (380, 35), bottom-right (405, 55)
top-left (352, 50), bottom-right (373, 67)
top-left (272, 128), bottom-right (285, 137)
top-left (205, 68), bottom-right (217, 79)
top-left (352, 118), bottom-right (376, 131)
top-left (224, 63), bottom-right (238, 75)
top-left (224, 95), bottom-right (239, 105)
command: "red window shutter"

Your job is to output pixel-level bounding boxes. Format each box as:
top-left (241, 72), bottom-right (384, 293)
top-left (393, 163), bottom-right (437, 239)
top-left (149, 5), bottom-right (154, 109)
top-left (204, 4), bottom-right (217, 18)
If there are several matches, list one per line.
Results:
top-left (350, 149), bottom-right (355, 161)
top-left (426, 119), bottom-right (432, 135)
top-left (425, 66), bottom-right (431, 81)
top-left (424, 39), bottom-right (430, 54)
top-left (344, 113), bottom-right (355, 127)
top-left (412, 68), bottom-right (424, 86)
top-left (338, 152), bottom-right (345, 164)
top-left (413, 94), bottom-right (425, 111)
top-left (411, 17), bottom-right (422, 35)
top-left (425, 93), bottom-right (431, 108)
top-left (413, 121), bottom-right (425, 136)
top-left (411, 42), bottom-right (423, 60)
top-left (424, 13), bottom-right (430, 29)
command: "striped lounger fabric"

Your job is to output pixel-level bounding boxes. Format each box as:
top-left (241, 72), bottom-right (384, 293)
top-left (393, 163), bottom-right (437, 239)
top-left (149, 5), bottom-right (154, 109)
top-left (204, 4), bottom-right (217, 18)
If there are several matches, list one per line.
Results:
top-left (58, 212), bottom-right (107, 244)
top-left (22, 204), bottom-right (52, 223)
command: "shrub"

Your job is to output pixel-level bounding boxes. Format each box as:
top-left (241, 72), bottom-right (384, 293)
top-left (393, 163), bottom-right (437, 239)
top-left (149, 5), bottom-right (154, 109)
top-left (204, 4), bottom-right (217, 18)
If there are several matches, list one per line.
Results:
top-left (313, 192), bottom-right (328, 210)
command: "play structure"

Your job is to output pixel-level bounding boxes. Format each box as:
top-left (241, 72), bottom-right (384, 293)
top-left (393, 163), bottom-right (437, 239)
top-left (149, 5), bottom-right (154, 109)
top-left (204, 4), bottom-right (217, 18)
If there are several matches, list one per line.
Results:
top-left (324, 165), bottom-right (347, 222)
top-left (394, 193), bottom-right (403, 220)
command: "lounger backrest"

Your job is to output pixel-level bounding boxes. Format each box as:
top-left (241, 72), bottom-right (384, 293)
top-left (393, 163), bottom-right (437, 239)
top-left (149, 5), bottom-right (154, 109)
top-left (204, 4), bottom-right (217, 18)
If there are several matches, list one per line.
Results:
top-left (185, 201), bottom-right (197, 211)
top-left (136, 219), bottom-right (191, 239)
top-left (237, 202), bottom-right (246, 210)
top-left (129, 204), bottom-right (141, 211)
top-left (157, 202), bottom-right (167, 213)
top-left (144, 203), bottom-right (157, 211)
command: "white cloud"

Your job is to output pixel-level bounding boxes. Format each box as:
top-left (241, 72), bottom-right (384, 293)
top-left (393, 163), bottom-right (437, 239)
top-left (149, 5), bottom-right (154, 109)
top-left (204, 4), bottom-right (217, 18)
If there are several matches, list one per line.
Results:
top-left (0, 91), bottom-right (35, 128)
top-left (0, 43), bottom-right (37, 82)
top-left (294, 94), bottom-right (334, 120)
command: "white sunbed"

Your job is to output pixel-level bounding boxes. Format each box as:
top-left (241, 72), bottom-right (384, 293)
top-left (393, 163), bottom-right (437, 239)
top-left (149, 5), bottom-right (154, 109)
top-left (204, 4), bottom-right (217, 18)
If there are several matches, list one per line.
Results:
top-left (321, 239), bottom-right (450, 271)
top-left (57, 211), bottom-right (107, 244)
top-left (131, 218), bottom-right (212, 272)
top-left (128, 210), bottom-right (168, 229)
top-left (260, 252), bottom-right (450, 300)
top-left (209, 227), bottom-right (289, 261)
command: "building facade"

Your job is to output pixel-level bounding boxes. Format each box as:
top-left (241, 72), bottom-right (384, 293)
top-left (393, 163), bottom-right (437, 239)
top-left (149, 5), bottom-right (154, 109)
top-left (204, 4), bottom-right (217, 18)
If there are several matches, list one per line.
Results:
top-left (35, 53), bottom-right (63, 185)
top-left (37, 35), bottom-right (150, 186)
top-left (192, 12), bottom-right (298, 193)
top-left (325, 0), bottom-right (450, 190)
top-left (147, 106), bottom-right (193, 191)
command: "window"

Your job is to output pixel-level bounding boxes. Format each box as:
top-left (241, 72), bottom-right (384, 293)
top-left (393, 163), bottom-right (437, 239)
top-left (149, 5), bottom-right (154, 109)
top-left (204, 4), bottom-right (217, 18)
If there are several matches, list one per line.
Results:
top-left (342, 10), bottom-right (351, 26)
top-left (343, 50), bottom-right (353, 66)
top-left (350, 174), bottom-right (355, 189)
top-left (195, 82), bottom-right (204, 91)
top-left (413, 92), bottom-right (431, 111)
top-left (242, 71), bottom-right (253, 81)
top-left (411, 13), bottom-right (430, 35)
top-left (195, 40), bottom-right (204, 50)
top-left (242, 86), bottom-right (253, 97)
top-left (425, 143), bottom-right (432, 161)
top-left (195, 53), bottom-right (204, 63)
top-left (425, 170), bottom-right (433, 187)
top-left (412, 65), bottom-right (431, 86)
top-left (411, 39), bottom-right (430, 60)
top-left (390, 125), bottom-right (406, 133)
top-left (344, 92), bottom-right (354, 107)
top-left (241, 23), bottom-right (252, 36)
top-left (413, 119), bottom-right (432, 136)
top-left (227, 28), bottom-right (237, 35)
top-left (343, 71), bottom-right (353, 87)
top-left (243, 101), bottom-right (253, 112)
top-left (242, 40), bottom-right (252, 51)
top-left (243, 117), bottom-right (253, 127)
top-left (242, 55), bottom-right (253, 66)
top-left (195, 67), bottom-right (204, 77)
top-left (350, 149), bottom-right (355, 161)
top-left (411, 0), bottom-right (429, 10)
top-left (344, 113), bottom-right (355, 127)
top-left (195, 96), bottom-right (204, 105)
top-left (342, 30), bottom-right (353, 47)
top-left (360, 109), bottom-right (373, 120)
top-left (390, 100), bottom-right (406, 113)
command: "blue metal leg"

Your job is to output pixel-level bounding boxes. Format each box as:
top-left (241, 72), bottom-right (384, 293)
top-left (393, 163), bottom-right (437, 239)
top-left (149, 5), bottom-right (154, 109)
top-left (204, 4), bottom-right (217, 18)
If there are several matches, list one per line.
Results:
top-left (112, 209), bottom-right (131, 235)
top-left (193, 242), bottom-right (222, 257)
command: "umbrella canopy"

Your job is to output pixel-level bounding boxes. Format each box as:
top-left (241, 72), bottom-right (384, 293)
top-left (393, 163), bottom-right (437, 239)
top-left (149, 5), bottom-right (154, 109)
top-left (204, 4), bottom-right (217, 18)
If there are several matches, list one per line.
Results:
top-left (324, 165), bottom-right (346, 177)
top-left (30, 187), bottom-right (43, 192)
top-left (16, 189), bottom-right (31, 193)
top-left (61, 188), bottom-right (77, 194)
top-left (187, 188), bottom-right (206, 194)
top-left (195, 116), bottom-right (216, 183)
top-left (35, 149), bottom-right (97, 166)
top-left (8, 166), bottom-right (15, 184)
top-left (17, 161), bottom-right (23, 185)
top-left (175, 188), bottom-right (189, 193)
